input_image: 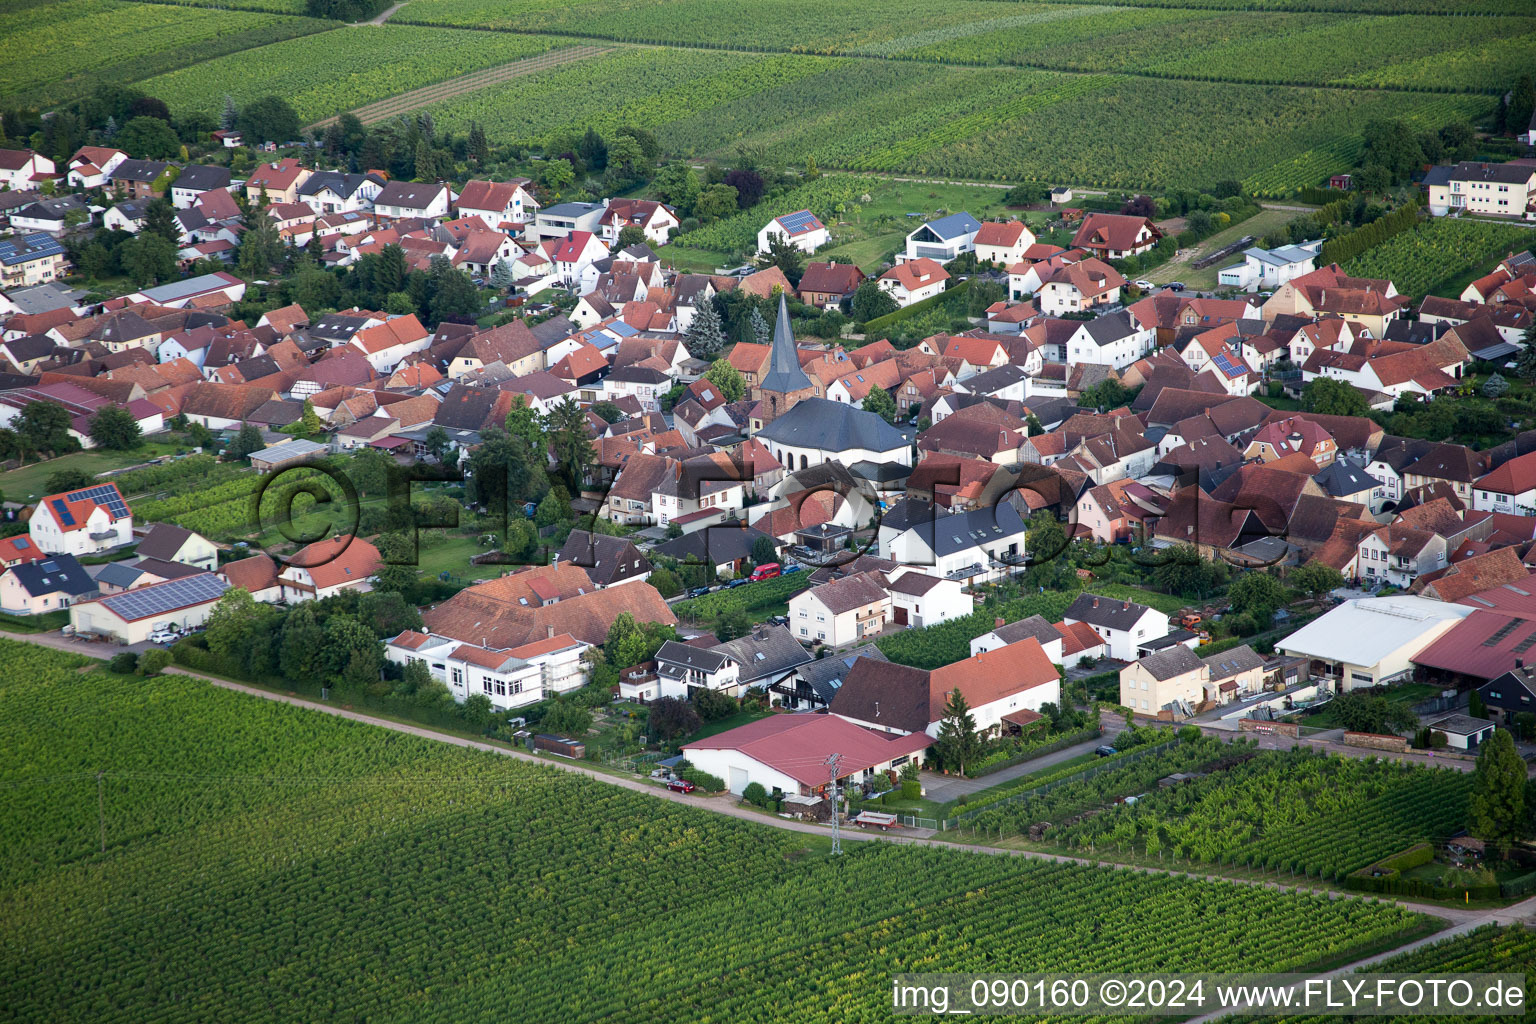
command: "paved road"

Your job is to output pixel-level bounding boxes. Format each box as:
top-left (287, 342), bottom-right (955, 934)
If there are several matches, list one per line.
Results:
top-left (920, 726), bottom-right (1119, 802)
top-left (7, 627), bottom-right (1527, 961)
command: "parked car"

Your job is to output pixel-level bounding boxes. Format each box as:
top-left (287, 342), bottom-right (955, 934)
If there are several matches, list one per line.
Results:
top-left (749, 562), bottom-right (781, 582)
top-left (1133, 279), bottom-right (1156, 290)
top-left (1095, 745), bottom-right (1118, 758)
top-left (147, 630), bottom-right (179, 645)
top-left (1166, 281), bottom-right (1186, 292)
top-left (782, 564), bottom-right (802, 574)
top-left (726, 578), bottom-right (750, 589)
top-left (687, 586), bottom-right (711, 598)
top-left (769, 615), bottom-right (789, 626)
top-left (666, 778), bottom-right (696, 793)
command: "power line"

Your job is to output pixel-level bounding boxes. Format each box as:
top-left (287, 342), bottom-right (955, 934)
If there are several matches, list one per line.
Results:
top-left (827, 752), bottom-right (842, 856)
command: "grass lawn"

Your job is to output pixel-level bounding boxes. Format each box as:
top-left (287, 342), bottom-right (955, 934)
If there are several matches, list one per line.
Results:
top-left (1145, 207), bottom-right (1295, 291)
top-left (1286, 681), bottom-right (1441, 730)
top-left (1258, 393), bottom-right (1302, 412)
top-left (688, 708), bottom-right (772, 742)
top-left (1087, 582), bottom-right (1189, 617)
top-left (0, 441), bottom-right (187, 503)
top-left (411, 532), bottom-right (512, 581)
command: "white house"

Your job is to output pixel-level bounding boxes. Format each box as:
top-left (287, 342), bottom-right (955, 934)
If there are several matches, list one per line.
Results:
top-left (787, 571), bottom-right (890, 647)
top-left (68, 572), bottom-right (229, 644)
top-left (971, 614), bottom-right (1065, 664)
top-left (883, 502), bottom-right (1028, 584)
top-left (900, 211), bottom-right (980, 263)
top-left (348, 313), bottom-right (431, 374)
top-left (1217, 241), bottom-right (1322, 292)
top-left (973, 220), bottom-right (1036, 265)
top-left (372, 180), bottom-right (453, 221)
top-left (168, 165), bottom-right (233, 210)
top-left (532, 201), bottom-right (605, 242)
top-left (1061, 592), bottom-right (1168, 662)
top-left (599, 198), bottom-right (679, 247)
top-left (550, 231), bottom-right (610, 287)
top-left (683, 712), bottom-right (932, 796)
top-left (30, 483), bottom-right (133, 556)
top-left (1064, 311), bottom-right (1153, 370)
top-left (65, 146), bottom-right (126, 189)
top-left (1472, 451), bottom-right (1536, 514)
top-left (1034, 258), bottom-right (1125, 316)
top-left (1277, 595), bottom-right (1470, 691)
top-left (275, 536), bottom-right (380, 603)
top-left (884, 568), bottom-right (973, 628)
top-left (296, 171), bottom-right (384, 215)
top-left (655, 639), bottom-right (742, 699)
top-left (877, 258), bottom-right (949, 307)
top-left (756, 209), bottom-right (828, 255)
top-left (385, 630), bottom-right (587, 710)
top-left (457, 179), bottom-right (540, 230)
top-left (0, 149), bottom-right (55, 191)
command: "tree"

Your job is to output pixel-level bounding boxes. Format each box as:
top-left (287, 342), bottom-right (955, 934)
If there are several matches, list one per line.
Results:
top-left (932, 688), bottom-right (980, 776)
top-left (648, 567), bottom-right (681, 598)
top-left (115, 116), bottom-right (179, 159)
top-left (588, 401), bottom-right (623, 424)
top-left (1361, 118), bottom-right (1424, 182)
top-left (88, 405), bottom-right (142, 450)
top-left (1120, 194), bottom-right (1156, 218)
top-left (723, 169), bottom-right (764, 209)
top-left (1508, 75), bottom-right (1535, 143)
top-left (757, 232), bottom-right (804, 286)
top-left (1329, 691), bottom-right (1416, 735)
top-left (1228, 570), bottom-right (1287, 622)
top-left (749, 306), bottom-right (771, 345)
top-left (120, 233), bottom-right (177, 286)
top-left (652, 164), bottom-right (701, 217)
top-left (467, 121), bottom-right (490, 163)
top-left (861, 386), bottom-right (898, 423)
top-left (321, 613), bottom-right (381, 684)
top-left (505, 398), bottom-right (546, 466)
top-left (694, 183), bottom-right (739, 223)
top-left (18, 401), bottom-right (78, 458)
top-left (279, 605), bottom-right (324, 680)
top-left (1516, 342), bottom-right (1536, 382)
top-left (221, 94), bottom-right (239, 132)
top-left (750, 535), bottom-right (778, 567)
top-left (1469, 688), bottom-right (1487, 721)
top-left (488, 257), bottom-right (515, 290)
top-left (535, 488), bottom-right (572, 527)
top-left (1470, 729), bottom-right (1526, 857)
top-left (423, 426), bottom-right (453, 464)
top-left (693, 688), bottom-right (737, 722)
top-left (850, 279), bottom-right (898, 323)
top-left (237, 96), bottom-right (300, 145)
top-left (358, 590), bottom-right (422, 638)
top-left (606, 135), bottom-right (645, 177)
top-left (227, 422), bottom-right (265, 460)
top-left (138, 648), bottom-right (173, 676)
top-left (685, 301), bottom-right (727, 361)
top-left (205, 588), bottom-right (260, 660)
top-left (1301, 377), bottom-right (1370, 418)
top-left (142, 197), bottom-right (178, 243)
top-left (1003, 183), bottom-right (1048, 205)
top-left (300, 398), bottom-right (322, 435)
top-left (1080, 378), bottom-right (1131, 412)
top-left (428, 266), bottom-right (481, 324)
top-left (716, 608), bottom-right (752, 642)
top-left (704, 358), bottom-right (745, 403)
top-left (542, 697), bottom-right (593, 737)
top-left (538, 157), bottom-right (575, 196)
top-left (236, 213), bottom-right (283, 276)
top-left (648, 696), bottom-right (700, 740)
top-left (543, 398), bottom-right (593, 493)
top-left (1483, 373), bottom-right (1510, 398)
top-left (1288, 562), bottom-right (1343, 599)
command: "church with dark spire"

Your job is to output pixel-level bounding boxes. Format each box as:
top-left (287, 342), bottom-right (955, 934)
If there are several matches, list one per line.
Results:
top-left (751, 292), bottom-right (816, 433)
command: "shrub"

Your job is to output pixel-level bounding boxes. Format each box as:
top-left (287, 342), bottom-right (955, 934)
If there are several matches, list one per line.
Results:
top-left (680, 767), bottom-right (726, 792)
top-left (109, 652), bottom-right (139, 675)
top-left (693, 688), bottom-right (738, 722)
top-left (901, 779), bottom-right (921, 800)
top-left (137, 648), bottom-right (173, 676)
top-left (742, 781), bottom-right (769, 807)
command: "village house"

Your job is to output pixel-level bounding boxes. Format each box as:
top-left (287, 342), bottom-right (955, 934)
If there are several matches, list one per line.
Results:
top-left (877, 258), bottom-right (949, 308)
top-left (757, 209), bottom-right (828, 255)
top-left (29, 483), bottom-right (133, 556)
top-left (1071, 213), bottom-right (1161, 259)
top-left (900, 212), bottom-right (980, 263)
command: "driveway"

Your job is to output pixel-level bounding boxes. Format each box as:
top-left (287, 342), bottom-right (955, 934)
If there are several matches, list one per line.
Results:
top-left (921, 722), bottom-right (1121, 802)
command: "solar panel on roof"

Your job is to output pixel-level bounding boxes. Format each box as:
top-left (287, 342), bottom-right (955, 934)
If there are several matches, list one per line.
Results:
top-left (100, 574), bottom-right (226, 621)
top-left (66, 485), bottom-right (129, 520)
top-left (777, 210), bottom-right (820, 235)
top-left (51, 498), bottom-right (74, 527)
top-left (1211, 352), bottom-right (1243, 377)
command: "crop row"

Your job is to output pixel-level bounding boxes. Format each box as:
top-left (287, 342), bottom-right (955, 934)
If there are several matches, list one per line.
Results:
top-left (1344, 218), bottom-right (1536, 298)
top-left (1050, 748), bottom-right (1472, 880)
top-left (1, 0), bottom-right (326, 103)
top-left (1, 641), bottom-right (1434, 1023)
top-left (142, 25), bottom-right (569, 123)
top-left (669, 174), bottom-right (880, 255)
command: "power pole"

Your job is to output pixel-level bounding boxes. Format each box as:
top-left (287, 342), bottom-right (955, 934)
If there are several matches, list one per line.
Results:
top-left (96, 770), bottom-right (106, 854)
top-left (826, 753), bottom-right (843, 856)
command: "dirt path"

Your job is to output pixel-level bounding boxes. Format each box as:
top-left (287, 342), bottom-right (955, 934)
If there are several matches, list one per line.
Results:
top-left (357, 1), bottom-right (404, 25)
top-left (308, 44), bottom-right (611, 130)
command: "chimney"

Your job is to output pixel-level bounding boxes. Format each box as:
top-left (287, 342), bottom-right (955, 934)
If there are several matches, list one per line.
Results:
top-left (547, 625), bottom-right (555, 639)
top-left (1123, 602), bottom-right (1130, 610)
top-left (1091, 597), bottom-right (1099, 608)
top-left (1518, 658), bottom-right (1525, 670)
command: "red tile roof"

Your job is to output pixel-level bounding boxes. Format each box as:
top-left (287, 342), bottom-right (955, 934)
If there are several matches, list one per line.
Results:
top-left (684, 712), bottom-right (931, 787)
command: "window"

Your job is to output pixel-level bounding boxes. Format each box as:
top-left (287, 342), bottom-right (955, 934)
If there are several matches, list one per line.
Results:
top-left (451, 668), bottom-right (463, 685)
top-left (817, 632), bottom-right (826, 640)
top-left (495, 680), bottom-right (506, 696)
top-left (511, 681), bottom-right (523, 695)
top-left (482, 677), bottom-right (492, 694)
top-left (800, 627), bottom-right (808, 636)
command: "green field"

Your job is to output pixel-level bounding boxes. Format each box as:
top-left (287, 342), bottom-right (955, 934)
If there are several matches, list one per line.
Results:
top-left (0, 442), bottom-right (188, 503)
top-left (0, 640), bottom-right (1442, 1021)
top-left (1343, 217), bottom-right (1536, 299)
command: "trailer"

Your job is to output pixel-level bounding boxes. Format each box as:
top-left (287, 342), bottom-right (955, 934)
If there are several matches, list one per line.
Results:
top-left (533, 734), bottom-right (586, 758)
top-left (851, 810), bottom-right (899, 831)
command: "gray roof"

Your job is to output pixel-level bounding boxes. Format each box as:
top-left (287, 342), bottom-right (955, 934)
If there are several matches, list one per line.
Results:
top-left (9, 554), bottom-right (95, 598)
top-left (298, 171), bottom-right (379, 200)
top-left (756, 397), bottom-right (908, 454)
top-left (252, 438), bottom-right (327, 463)
top-left (758, 293), bottom-right (813, 394)
top-left (653, 525), bottom-right (778, 567)
top-left (712, 624), bottom-right (813, 684)
top-left (375, 180), bottom-right (445, 209)
top-left (1201, 644), bottom-right (1265, 682)
top-left (174, 165), bottom-right (231, 192)
top-left (556, 530), bottom-right (649, 587)
top-left (1137, 644), bottom-right (1206, 681)
top-left (963, 363), bottom-right (1028, 394)
top-left (917, 211), bottom-right (981, 241)
top-left (137, 273), bottom-right (236, 303)
top-left (3, 283), bottom-right (82, 315)
top-left (795, 644), bottom-right (886, 702)
top-left (135, 523), bottom-right (198, 562)
top-left (110, 159), bottom-right (168, 183)
top-left (656, 639), bottom-right (730, 675)
top-left (990, 614), bottom-right (1063, 648)
top-left (897, 501), bottom-right (1026, 558)
top-left (1426, 713), bottom-right (1494, 736)
top-left (93, 561), bottom-right (147, 589)
top-left (1445, 161), bottom-right (1536, 186)
top-left (1080, 310), bottom-right (1141, 346)
top-left (1312, 459), bottom-right (1376, 497)
top-left (1065, 592), bottom-right (1157, 630)
top-left (542, 201), bottom-right (602, 218)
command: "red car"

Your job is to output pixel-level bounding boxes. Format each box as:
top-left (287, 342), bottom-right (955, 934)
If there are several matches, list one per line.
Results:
top-left (666, 778), bottom-right (696, 793)
top-left (749, 562), bottom-right (781, 582)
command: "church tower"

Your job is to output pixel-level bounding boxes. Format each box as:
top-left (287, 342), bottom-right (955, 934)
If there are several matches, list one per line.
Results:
top-left (753, 292), bottom-right (815, 432)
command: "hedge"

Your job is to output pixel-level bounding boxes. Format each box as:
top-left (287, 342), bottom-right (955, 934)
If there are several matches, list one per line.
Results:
top-left (1343, 843), bottom-right (1498, 900)
top-left (680, 767), bottom-right (727, 793)
top-left (968, 726), bottom-right (1102, 778)
top-left (861, 278), bottom-right (972, 337)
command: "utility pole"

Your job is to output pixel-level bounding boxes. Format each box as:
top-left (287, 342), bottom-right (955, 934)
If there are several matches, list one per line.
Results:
top-left (826, 753), bottom-right (842, 856)
top-left (96, 770), bottom-right (105, 854)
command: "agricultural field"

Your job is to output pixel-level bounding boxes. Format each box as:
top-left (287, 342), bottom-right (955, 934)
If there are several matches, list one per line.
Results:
top-left (140, 25), bottom-right (576, 125)
top-left (0, 642), bottom-right (1440, 1022)
top-left (1343, 218), bottom-right (1536, 299)
top-left (1049, 748), bottom-right (1473, 880)
top-left (0, 0), bottom-right (332, 106)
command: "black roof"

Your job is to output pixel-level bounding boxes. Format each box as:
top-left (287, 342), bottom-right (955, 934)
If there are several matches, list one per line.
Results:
top-left (1065, 591), bottom-right (1159, 631)
top-left (111, 159), bottom-right (169, 183)
top-left (757, 397), bottom-right (908, 454)
top-left (1312, 459), bottom-right (1376, 497)
top-left (135, 523), bottom-right (197, 562)
top-left (653, 524), bottom-right (778, 567)
top-left (297, 171), bottom-right (380, 200)
top-left (712, 624), bottom-right (813, 684)
top-left (174, 165), bottom-right (231, 192)
top-left (894, 501), bottom-right (1026, 557)
top-left (10, 554), bottom-right (95, 598)
top-left (556, 530), bottom-right (650, 587)
top-left (795, 643), bottom-right (887, 702)
top-left (989, 614), bottom-right (1062, 648)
